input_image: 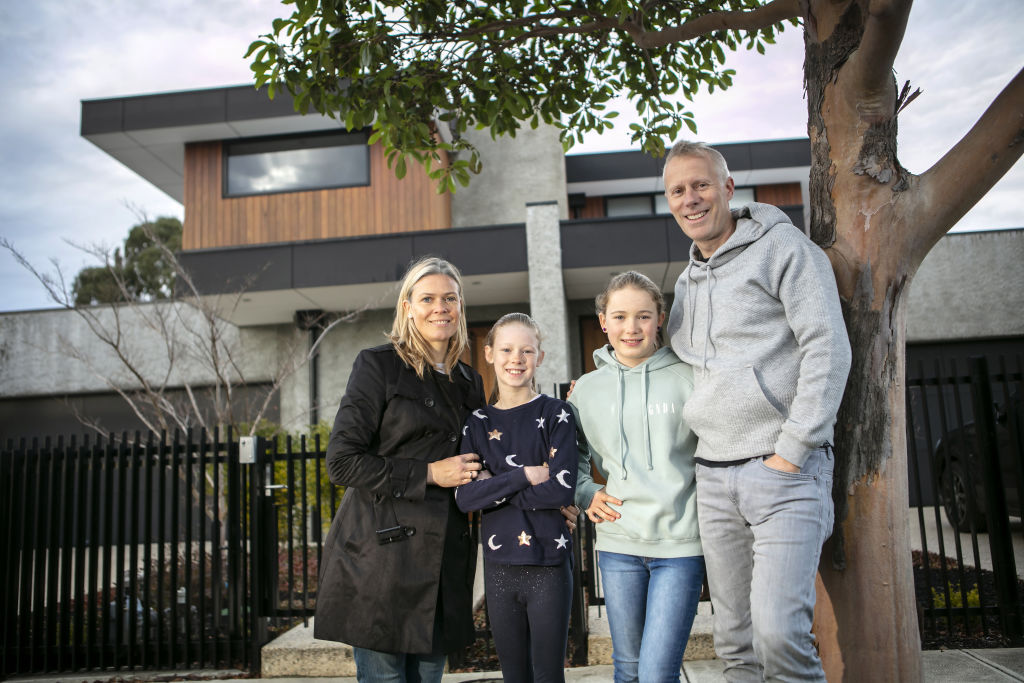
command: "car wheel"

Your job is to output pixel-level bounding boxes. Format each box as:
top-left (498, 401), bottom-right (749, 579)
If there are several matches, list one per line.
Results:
top-left (942, 460), bottom-right (987, 533)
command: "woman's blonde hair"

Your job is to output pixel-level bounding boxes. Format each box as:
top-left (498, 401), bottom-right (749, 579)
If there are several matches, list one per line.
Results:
top-left (484, 312), bottom-right (543, 404)
top-left (388, 256), bottom-right (470, 379)
top-left (595, 271), bottom-right (666, 348)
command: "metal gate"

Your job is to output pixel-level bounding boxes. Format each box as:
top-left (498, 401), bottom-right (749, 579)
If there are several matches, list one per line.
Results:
top-left (907, 352), bottom-right (1024, 646)
top-left (0, 429), bottom-right (260, 677)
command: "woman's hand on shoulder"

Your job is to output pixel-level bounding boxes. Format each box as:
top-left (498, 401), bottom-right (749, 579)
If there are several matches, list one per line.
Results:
top-left (428, 453), bottom-right (482, 487)
top-left (563, 379), bottom-right (578, 400)
top-left (586, 487), bottom-right (623, 524)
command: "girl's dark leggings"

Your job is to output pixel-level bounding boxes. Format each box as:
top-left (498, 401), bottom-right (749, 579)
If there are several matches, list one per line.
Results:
top-left (483, 559), bottom-right (573, 683)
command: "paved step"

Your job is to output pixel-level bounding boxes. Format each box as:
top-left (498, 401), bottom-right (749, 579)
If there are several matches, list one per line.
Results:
top-left (260, 602), bottom-right (715, 677)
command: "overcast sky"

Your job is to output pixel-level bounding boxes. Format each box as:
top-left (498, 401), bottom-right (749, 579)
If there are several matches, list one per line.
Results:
top-left (1, 1), bottom-right (1020, 313)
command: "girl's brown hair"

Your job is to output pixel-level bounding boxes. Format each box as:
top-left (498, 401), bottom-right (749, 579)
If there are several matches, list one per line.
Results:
top-left (484, 312), bottom-right (543, 404)
top-left (388, 256), bottom-right (470, 379)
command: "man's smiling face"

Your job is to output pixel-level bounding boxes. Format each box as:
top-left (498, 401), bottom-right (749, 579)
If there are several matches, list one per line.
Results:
top-left (664, 152), bottom-right (736, 258)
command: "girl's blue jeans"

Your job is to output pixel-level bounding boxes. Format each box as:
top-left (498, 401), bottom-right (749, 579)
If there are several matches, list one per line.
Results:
top-left (597, 550), bottom-right (705, 683)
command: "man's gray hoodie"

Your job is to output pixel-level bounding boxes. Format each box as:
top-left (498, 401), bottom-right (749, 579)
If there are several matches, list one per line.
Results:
top-left (666, 202), bottom-right (852, 468)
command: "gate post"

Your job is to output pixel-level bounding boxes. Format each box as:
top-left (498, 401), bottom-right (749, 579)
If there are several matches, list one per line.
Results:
top-left (239, 435), bottom-right (271, 671)
top-left (969, 356), bottom-right (1022, 642)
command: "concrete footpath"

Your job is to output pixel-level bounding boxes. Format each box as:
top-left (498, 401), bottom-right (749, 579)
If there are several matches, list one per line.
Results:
top-left (8, 648), bottom-right (1024, 682)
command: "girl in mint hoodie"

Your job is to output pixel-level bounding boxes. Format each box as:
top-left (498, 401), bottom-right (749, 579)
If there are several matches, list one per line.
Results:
top-left (568, 271), bottom-right (703, 683)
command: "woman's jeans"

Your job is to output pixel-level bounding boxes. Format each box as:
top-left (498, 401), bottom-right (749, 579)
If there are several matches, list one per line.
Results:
top-left (352, 647), bottom-right (446, 683)
top-left (598, 550), bottom-right (706, 683)
top-left (696, 445), bottom-right (834, 682)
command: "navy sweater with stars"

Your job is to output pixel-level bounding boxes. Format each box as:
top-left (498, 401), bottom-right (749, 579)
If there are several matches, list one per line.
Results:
top-left (455, 394), bottom-right (578, 566)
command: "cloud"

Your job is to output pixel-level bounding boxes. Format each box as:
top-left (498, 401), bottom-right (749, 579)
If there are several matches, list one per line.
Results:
top-left (1, 0), bottom-right (1021, 312)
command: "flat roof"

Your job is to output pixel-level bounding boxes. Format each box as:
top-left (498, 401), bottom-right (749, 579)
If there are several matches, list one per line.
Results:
top-left (82, 84), bottom-right (810, 203)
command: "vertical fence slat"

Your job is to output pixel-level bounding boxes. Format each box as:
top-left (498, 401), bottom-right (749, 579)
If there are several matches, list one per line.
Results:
top-left (184, 429), bottom-right (195, 669)
top-left (970, 356), bottom-right (1023, 642)
top-left (127, 432), bottom-right (142, 668)
top-left (198, 428), bottom-right (208, 668)
top-left (30, 438), bottom-right (48, 671)
top-left (211, 428), bottom-right (223, 668)
top-left (44, 437), bottom-right (61, 670)
top-left (57, 436), bottom-right (74, 671)
top-left (933, 360), bottom-right (967, 630)
top-left (906, 367), bottom-right (934, 634)
top-left (301, 435), bottom-right (310, 623)
top-left (72, 438), bottom-right (88, 667)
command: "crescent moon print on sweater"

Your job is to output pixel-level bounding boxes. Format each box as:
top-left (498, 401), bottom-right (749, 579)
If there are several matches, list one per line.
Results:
top-left (455, 394), bottom-right (578, 566)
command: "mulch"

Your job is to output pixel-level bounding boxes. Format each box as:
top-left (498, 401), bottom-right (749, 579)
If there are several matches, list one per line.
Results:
top-left (913, 549), bottom-right (1024, 650)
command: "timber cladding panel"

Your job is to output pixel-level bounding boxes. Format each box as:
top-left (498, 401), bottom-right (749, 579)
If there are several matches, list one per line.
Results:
top-left (183, 141), bottom-right (451, 250)
top-left (754, 182), bottom-right (802, 207)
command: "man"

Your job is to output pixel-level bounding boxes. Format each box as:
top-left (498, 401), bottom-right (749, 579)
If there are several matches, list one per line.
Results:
top-left (664, 141), bottom-right (851, 682)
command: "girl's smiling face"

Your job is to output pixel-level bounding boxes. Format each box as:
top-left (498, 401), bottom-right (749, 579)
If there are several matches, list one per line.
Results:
top-left (599, 286), bottom-right (664, 368)
top-left (485, 322), bottom-right (544, 394)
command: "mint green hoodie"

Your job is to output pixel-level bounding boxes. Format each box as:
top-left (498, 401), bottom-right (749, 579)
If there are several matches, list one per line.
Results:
top-left (568, 345), bottom-right (701, 559)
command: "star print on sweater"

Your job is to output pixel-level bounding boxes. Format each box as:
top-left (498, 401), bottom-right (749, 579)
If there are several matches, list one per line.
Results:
top-left (456, 394), bottom-right (578, 566)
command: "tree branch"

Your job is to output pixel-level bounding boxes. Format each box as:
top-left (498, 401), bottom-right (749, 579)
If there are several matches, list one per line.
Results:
top-left (623, 0), bottom-right (801, 49)
top-left (914, 65), bottom-right (1024, 249)
top-left (839, 0), bottom-right (912, 124)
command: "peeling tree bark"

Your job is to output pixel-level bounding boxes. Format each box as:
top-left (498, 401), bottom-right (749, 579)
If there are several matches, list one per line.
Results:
top-left (805, 1), bottom-right (923, 680)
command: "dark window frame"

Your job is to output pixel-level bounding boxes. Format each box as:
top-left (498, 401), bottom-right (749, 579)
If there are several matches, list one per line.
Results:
top-left (604, 187), bottom-right (757, 218)
top-left (222, 129), bottom-right (370, 198)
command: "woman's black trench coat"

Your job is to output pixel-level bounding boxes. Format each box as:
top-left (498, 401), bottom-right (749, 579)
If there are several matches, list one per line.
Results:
top-left (314, 344), bottom-right (485, 654)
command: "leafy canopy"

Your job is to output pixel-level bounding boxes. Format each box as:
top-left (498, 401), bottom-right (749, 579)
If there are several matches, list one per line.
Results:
top-left (72, 216), bottom-right (183, 306)
top-left (248, 0), bottom-right (793, 191)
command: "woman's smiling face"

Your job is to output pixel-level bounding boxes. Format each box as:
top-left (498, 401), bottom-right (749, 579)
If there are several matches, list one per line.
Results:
top-left (404, 273), bottom-right (460, 359)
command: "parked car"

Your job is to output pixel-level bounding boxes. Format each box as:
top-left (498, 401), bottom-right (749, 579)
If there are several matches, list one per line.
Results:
top-left (932, 391), bottom-right (1022, 532)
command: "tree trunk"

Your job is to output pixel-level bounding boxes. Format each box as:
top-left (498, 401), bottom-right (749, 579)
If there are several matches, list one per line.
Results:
top-left (805, 2), bottom-right (925, 679)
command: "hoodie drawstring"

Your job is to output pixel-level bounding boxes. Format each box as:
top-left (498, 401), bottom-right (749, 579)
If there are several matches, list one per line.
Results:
top-left (641, 364), bottom-right (653, 470)
top-left (616, 364), bottom-right (627, 479)
top-left (616, 360), bottom-right (655, 478)
top-left (701, 267), bottom-right (716, 376)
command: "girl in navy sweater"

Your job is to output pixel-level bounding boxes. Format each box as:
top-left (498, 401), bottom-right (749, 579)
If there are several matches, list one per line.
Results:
top-left (455, 312), bottom-right (578, 683)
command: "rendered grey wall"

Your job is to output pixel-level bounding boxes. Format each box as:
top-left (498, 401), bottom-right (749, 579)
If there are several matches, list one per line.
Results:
top-left (451, 123), bottom-right (568, 228)
top-left (285, 309), bottom-right (394, 432)
top-left (0, 302), bottom-right (275, 398)
top-left (905, 229), bottom-right (1024, 343)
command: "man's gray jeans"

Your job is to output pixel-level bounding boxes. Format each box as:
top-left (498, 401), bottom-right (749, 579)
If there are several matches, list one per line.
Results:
top-left (696, 446), bottom-right (834, 682)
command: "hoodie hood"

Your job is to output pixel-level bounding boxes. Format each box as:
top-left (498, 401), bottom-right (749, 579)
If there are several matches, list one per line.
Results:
top-left (589, 345), bottom-right (682, 476)
top-left (688, 202), bottom-right (791, 267)
top-left (684, 202), bottom-right (793, 374)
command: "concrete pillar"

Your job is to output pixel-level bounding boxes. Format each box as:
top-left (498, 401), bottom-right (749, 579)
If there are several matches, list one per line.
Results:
top-left (525, 200), bottom-right (571, 393)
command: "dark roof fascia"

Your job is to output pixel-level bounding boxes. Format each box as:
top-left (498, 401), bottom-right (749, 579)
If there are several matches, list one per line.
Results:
top-left (81, 84), bottom-right (300, 137)
top-left (565, 138), bottom-right (811, 183)
top-left (177, 223), bottom-right (530, 296)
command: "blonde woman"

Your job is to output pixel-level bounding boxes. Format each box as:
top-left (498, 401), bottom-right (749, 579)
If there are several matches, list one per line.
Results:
top-left (315, 256), bottom-right (486, 682)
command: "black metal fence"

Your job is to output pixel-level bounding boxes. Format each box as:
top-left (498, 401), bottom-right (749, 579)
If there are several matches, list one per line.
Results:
top-left (4, 351), bottom-right (1023, 677)
top-left (0, 429), bottom-right (258, 677)
top-left (906, 353), bottom-right (1024, 646)
top-left (0, 428), bottom-right (583, 678)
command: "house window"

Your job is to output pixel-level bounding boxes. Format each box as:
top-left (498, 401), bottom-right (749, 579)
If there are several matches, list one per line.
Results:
top-left (606, 187), bottom-right (757, 217)
top-left (729, 187), bottom-right (756, 208)
top-left (606, 195), bottom-right (656, 217)
top-left (224, 130), bottom-right (369, 197)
